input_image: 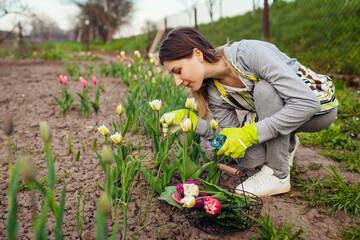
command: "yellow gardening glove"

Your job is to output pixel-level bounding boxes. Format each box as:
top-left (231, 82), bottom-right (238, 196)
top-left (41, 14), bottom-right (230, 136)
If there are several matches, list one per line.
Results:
top-left (217, 123), bottom-right (258, 158)
top-left (160, 109), bottom-right (197, 135)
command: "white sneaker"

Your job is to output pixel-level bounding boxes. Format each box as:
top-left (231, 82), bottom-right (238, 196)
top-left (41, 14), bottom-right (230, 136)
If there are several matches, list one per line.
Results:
top-left (235, 165), bottom-right (290, 197)
top-left (288, 135), bottom-right (300, 167)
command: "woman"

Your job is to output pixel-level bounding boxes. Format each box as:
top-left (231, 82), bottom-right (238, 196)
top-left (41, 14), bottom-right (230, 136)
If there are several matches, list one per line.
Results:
top-left (159, 27), bottom-right (338, 197)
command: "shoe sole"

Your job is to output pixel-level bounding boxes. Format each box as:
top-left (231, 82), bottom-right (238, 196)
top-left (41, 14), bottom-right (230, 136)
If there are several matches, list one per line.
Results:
top-left (235, 185), bottom-right (291, 197)
top-left (288, 135), bottom-right (300, 167)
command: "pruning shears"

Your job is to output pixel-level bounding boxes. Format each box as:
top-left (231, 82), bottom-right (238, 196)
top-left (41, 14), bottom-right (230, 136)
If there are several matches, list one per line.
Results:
top-left (201, 135), bottom-right (227, 151)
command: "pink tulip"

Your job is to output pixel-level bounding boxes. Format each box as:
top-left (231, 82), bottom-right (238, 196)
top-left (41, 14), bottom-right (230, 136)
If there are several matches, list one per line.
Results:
top-left (204, 197), bottom-right (221, 215)
top-left (133, 74), bottom-right (138, 80)
top-left (79, 76), bottom-right (87, 88)
top-left (92, 76), bottom-right (97, 85)
top-left (122, 56), bottom-right (126, 61)
top-left (129, 58), bottom-right (134, 64)
top-left (104, 61), bottom-right (108, 66)
top-left (116, 55), bottom-right (121, 61)
top-left (176, 184), bottom-right (185, 198)
top-left (59, 75), bottom-right (63, 84)
top-left (171, 193), bottom-right (183, 206)
top-left (62, 76), bottom-right (68, 85)
top-left (110, 59), bottom-right (115, 64)
top-left (147, 71), bottom-right (152, 77)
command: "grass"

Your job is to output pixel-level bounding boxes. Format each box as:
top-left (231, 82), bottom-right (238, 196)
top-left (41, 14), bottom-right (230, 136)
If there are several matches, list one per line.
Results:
top-left (298, 79), bottom-right (360, 173)
top-left (293, 164), bottom-right (360, 216)
top-left (249, 210), bottom-right (307, 239)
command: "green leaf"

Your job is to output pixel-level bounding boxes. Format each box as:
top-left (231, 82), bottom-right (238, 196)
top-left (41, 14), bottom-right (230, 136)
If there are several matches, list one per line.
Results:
top-left (139, 167), bottom-right (164, 194)
top-left (184, 156), bottom-right (198, 180)
top-left (75, 150), bottom-right (80, 162)
top-left (111, 117), bottom-right (118, 134)
top-left (189, 162), bottom-right (213, 180)
top-left (54, 184), bottom-right (66, 240)
top-left (158, 186), bottom-right (183, 210)
top-left (63, 130), bottom-right (72, 155)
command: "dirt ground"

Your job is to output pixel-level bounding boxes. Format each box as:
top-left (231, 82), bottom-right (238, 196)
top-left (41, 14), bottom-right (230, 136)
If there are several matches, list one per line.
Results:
top-left (0, 59), bottom-right (359, 239)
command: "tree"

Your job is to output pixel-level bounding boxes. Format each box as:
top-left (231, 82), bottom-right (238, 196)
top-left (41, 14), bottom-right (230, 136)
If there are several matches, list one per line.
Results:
top-left (29, 13), bottom-right (64, 43)
top-left (0, 0), bottom-right (30, 18)
top-left (206, 0), bottom-right (220, 27)
top-left (77, 0), bottom-right (133, 43)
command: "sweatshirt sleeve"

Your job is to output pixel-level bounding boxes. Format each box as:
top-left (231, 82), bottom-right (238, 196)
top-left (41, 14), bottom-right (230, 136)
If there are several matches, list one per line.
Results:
top-left (247, 44), bottom-right (321, 143)
top-left (195, 83), bottom-right (240, 140)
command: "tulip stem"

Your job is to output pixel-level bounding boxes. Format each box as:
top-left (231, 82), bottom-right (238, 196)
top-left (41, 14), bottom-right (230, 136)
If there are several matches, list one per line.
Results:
top-left (183, 133), bottom-right (188, 183)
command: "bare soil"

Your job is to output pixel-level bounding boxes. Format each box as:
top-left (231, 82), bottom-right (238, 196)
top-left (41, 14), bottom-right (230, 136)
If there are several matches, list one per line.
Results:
top-left (0, 59), bottom-right (358, 239)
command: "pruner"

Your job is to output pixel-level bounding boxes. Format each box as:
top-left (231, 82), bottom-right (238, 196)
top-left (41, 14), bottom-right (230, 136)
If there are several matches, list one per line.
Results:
top-left (201, 135), bottom-right (227, 151)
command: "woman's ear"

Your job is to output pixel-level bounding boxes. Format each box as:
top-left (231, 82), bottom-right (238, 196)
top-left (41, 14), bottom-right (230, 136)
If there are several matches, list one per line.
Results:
top-left (193, 48), bottom-right (204, 62)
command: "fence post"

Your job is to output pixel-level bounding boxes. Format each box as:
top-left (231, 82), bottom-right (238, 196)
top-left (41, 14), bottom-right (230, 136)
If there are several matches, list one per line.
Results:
top-left (194, 7), bottom-right (198, 30)
top-left (263, 0), bottom-right (269, 41)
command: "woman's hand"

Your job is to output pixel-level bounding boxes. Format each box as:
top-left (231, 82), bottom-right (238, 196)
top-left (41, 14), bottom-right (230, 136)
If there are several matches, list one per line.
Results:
top-left (217, 123), bottom-right (258, 158)
top-left (160, 109), bottom-right (197, 135)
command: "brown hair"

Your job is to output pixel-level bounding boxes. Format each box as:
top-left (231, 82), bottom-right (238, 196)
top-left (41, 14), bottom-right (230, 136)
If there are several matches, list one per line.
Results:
top-left (159, 27), bottom-right (224, 119)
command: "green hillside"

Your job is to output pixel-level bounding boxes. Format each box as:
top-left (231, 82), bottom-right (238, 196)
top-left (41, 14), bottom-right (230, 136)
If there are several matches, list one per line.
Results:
top-left (198, 0), bottom-right (359, 74)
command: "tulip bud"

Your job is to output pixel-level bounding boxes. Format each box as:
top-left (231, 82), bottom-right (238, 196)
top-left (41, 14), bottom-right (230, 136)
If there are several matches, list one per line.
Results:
top-left (3, 112), bottom-right (14, 136)
top-left (134, 50), bottom-right (140, 58)
top-left (149, 99), bottom-right (162, 111)
top-left (39, 121), bottom-right (51, 143)
top-left (62, 76), bottom-right (68, 85)
top-left (98, 193), bottom-right (111, 218)
top-left (210, 119), bottom-right (218, 130)
top-left (116, 104), bottom-right (123, 115)
top-left (101, 145), bottom-right (112, 164)
top-left (110, 132), bottom-right (123, 144)
top-left (116, 55), bottom-right (121, 61)
top-left (180, 118), bottom-right (192, 132)
top-left (163, 113), bottom-right (175, 126)
top-left (120, 51), bottom-right (125, 56)
top-left (92, 76), bottom-right (97, 85)
top-left (185, 98), bottom-right (194, 109)
top-left (97, 125), bottom-right (109, 136)
top-left (191, 100), bottom-right (198, 112)
top-left (20, 156), bottom-right (35, 182)
top-left (59, 75), bottom-right (64, 84)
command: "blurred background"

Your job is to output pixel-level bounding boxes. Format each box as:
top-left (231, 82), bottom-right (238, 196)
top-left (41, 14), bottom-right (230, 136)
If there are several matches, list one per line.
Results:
top-left (0, 0), bottom-right (359, 80)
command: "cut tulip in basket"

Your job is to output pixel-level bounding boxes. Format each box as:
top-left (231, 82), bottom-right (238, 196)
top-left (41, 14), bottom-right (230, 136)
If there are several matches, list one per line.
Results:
top-left (160, 163), bottom-right (263, 235)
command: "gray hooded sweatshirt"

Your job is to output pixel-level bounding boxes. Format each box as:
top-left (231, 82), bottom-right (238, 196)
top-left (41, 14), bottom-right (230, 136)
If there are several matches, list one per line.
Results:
top-left (195, 40), bottom-right (322, 143)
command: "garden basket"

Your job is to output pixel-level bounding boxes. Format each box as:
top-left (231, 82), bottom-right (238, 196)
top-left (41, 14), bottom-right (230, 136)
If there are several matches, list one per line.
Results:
top-left (183, 164), bottom-right (263, 235)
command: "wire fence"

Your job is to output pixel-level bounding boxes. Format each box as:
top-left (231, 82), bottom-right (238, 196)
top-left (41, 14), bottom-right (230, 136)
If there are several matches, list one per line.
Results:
top-left (153, 0), bottom-right (359, 75)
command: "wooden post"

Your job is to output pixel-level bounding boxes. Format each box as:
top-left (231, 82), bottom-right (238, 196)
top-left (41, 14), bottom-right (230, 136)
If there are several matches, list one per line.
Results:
top-left (18, 22), bottom-right (24, 56)
top-left (263, 0), bottom-right (269, 41)
top-left (194, 7), bottom-right (198, 30)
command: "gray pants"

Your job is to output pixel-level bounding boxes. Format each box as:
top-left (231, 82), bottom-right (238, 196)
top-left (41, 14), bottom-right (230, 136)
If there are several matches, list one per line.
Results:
top-left (237, 80), bottom-right (337, 178)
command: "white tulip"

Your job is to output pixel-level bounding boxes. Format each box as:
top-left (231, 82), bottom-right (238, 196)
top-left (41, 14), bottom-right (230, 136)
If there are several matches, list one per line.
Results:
top-left (149, 99), bottom-right (162, 111)
top-left (116, 104), bottom-right (123, 115)
top-left (163, 113), bottom-right (175, 126)
top-left (180, 118), bottom-right (192, 132)
top-left (181, 196), bottom-right (196, 208)
top-left (183, 184), bottom-right (199, 197)
top-left (98, 125), bottom-right (109, 136)
top-left (210, 119), bottom-right (218, 130)
top-left (110, 132), bottom-right (123, 144)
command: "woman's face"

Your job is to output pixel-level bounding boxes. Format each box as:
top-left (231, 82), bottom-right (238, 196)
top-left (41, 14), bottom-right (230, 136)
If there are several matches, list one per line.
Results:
top-left (163, 49), bottom-right (206, 91)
